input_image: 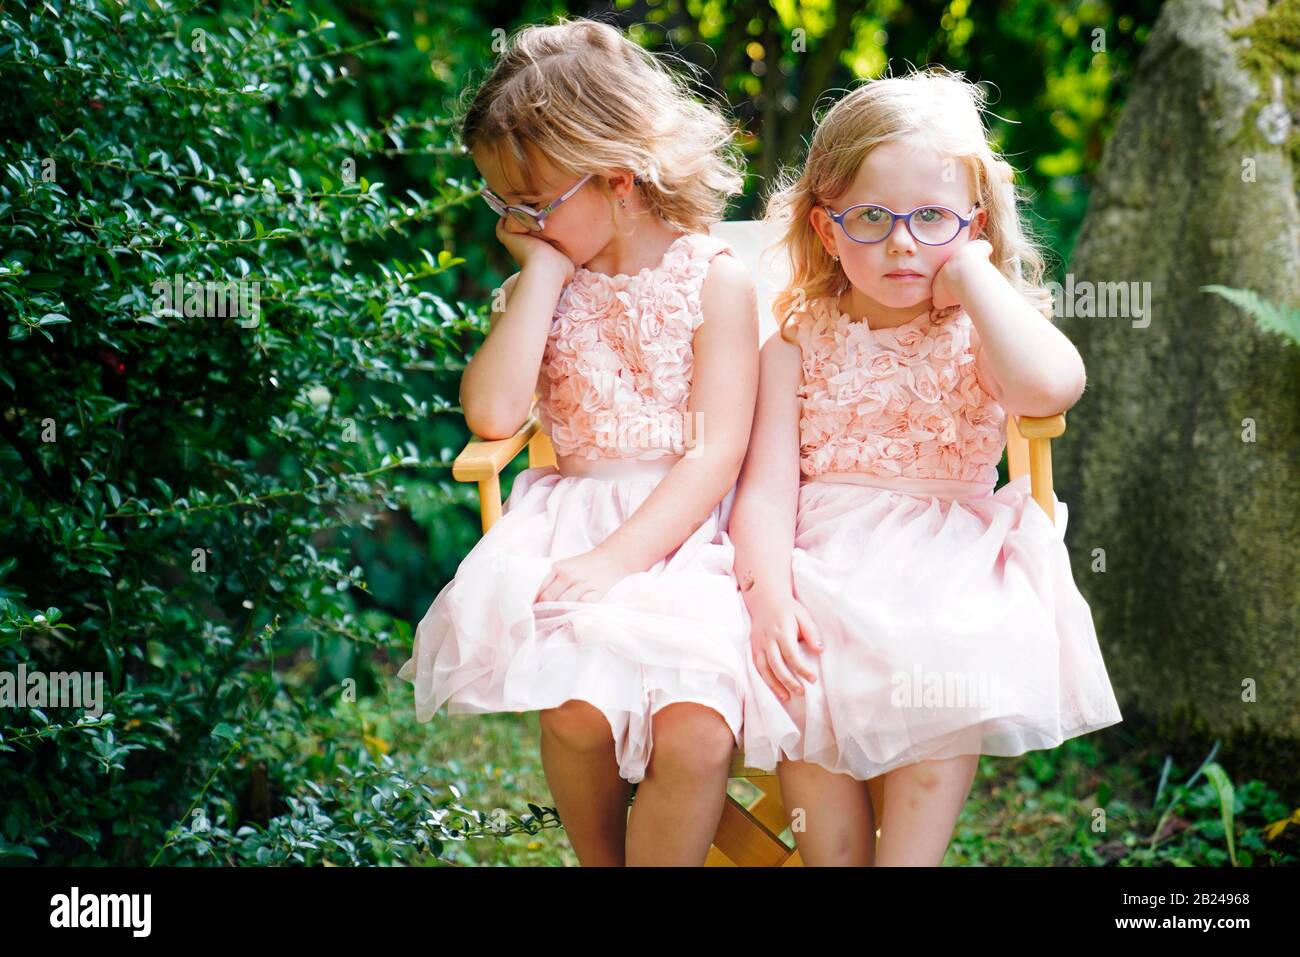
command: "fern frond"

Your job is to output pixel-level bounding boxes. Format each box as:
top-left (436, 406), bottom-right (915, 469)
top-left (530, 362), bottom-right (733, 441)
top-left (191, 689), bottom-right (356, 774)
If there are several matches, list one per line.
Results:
top-left (1201, 284), bottom-right (1300, 347)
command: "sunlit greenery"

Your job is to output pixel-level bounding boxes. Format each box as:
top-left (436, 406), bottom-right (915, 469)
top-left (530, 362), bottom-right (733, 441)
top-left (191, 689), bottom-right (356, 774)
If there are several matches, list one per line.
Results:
top-left (3, 0), bottom-right (1293, 867)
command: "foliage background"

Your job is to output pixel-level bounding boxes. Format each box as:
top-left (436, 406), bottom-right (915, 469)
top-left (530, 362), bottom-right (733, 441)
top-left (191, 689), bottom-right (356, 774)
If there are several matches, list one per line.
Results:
top-left (1, 0), bottom-right (1293, 866)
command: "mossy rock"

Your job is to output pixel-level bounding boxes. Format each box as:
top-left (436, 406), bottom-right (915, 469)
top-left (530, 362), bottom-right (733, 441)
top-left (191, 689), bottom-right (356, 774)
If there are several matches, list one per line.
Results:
top-left (1057, 0), bottom-right (1300, 771)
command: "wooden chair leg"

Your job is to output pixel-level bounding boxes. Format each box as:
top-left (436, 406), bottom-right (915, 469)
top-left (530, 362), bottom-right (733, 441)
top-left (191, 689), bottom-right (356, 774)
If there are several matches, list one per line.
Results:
top-left (1028, 437), bottom-right (1055, 523)
top-left (477, 477), bottom-right (501, 534)
top-left (708, 793), bottom-right (794, 867)
top-left (746, 774), bottom-right (791, 837)
top-left (706, 756), bottom-right (797, 867)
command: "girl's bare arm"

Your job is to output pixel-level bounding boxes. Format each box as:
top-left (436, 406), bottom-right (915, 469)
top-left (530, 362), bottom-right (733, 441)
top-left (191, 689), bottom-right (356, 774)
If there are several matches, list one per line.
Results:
top-left (595, 255), bottom-right (760, 572)
top-left (460, 263), bottom-right (570, 440)
top-left (460, 218), bottom-right (577, 442)
top-left (730, 329), bottom-right (803, 610)
top-left (730, 327), bottom-right (821, 699)
top-left (944, 248), bottom-right (1087, 417)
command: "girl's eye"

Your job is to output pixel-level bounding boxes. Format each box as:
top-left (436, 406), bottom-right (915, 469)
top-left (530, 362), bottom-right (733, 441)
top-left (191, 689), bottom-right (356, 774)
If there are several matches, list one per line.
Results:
top-left (859, 208), bottom-right (888, 223)
top-left (915, 208), bottom-right (943, 223)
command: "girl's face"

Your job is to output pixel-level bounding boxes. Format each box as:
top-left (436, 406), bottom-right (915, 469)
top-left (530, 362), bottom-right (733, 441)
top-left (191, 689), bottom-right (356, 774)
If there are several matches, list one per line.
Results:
top-left (810, 133), bottom-right (987, 314)
top-left (471, 140), bottom-right (629, 268)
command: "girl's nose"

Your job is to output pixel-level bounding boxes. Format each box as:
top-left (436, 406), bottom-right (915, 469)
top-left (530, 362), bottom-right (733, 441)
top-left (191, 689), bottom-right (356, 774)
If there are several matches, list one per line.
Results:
top-left (885, 219), bottom-right (918, 254)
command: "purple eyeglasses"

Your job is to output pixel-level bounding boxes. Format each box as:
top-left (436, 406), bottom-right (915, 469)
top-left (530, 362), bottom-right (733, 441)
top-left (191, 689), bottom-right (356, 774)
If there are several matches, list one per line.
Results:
top-left (480, 173), bottom-right (593, 231)
top-left (824, 202), bottom-right (980, 246)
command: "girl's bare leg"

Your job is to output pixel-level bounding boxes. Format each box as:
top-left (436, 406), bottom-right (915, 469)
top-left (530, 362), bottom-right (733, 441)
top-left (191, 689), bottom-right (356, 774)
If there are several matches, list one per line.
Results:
top-left (538, 699), bottom-right (633, 866)
top-left (625, 702), bottom-right (736, 866)
top-left (777, 759), bottom-right (875, 866)
top-left (873, 754), bottom-right (979, 866)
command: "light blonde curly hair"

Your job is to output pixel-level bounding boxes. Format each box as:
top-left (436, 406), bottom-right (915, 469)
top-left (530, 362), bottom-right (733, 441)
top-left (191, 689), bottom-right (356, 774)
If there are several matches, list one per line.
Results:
top-left (458, 16), bottom-right (745, 234)
top-left (765, 66), bottom-right (1052, 343)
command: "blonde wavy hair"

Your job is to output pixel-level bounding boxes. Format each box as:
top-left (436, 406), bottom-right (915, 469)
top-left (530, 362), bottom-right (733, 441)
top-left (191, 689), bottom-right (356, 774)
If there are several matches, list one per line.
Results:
top-left (765, 66), bottom-right (1052, 343)
top-left (458, 17), bottom-right (745, 234)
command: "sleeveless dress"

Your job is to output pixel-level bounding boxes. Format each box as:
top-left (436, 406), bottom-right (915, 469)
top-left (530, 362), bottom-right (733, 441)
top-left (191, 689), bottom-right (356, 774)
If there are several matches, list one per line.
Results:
top-left (740, 295), bottom-right (1123, 780)
top-left (397, 232), bottom-right (751, 784)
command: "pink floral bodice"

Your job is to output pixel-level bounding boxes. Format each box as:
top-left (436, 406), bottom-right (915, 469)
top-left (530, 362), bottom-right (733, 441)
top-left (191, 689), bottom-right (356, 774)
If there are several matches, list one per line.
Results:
top-left (793, 295), bottom-right (1007, 484)
top-left (536, 232), bottom-right (735, 460)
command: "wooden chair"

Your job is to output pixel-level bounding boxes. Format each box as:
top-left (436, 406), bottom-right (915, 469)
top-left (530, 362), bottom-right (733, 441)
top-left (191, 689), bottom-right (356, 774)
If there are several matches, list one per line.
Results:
top-left (450, 220), bottom-right (1067, 866)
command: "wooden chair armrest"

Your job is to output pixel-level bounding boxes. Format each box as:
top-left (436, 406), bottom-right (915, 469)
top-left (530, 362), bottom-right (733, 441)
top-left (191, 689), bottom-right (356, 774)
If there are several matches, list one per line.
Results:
top-left (452, 415), bottom-right (543, 482)
top-left (451, 406), bottom-right (557, 534)
top-left (1014, 413), bottom-right (1066, 441)
top-left (1005, 412), bottom-right (1066, 523)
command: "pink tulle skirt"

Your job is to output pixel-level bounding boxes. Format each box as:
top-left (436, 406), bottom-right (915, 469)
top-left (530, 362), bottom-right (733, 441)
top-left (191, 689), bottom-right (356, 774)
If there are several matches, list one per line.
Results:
top-left (741, 471), bottom-right (1123, 780)
top-left (396, 457), bottom-right (749, 784)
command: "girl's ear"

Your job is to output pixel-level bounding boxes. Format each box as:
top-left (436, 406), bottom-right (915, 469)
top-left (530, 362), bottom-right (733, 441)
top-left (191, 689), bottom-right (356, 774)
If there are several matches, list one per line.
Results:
top-left (606, 170), bottom-right (637, 200)
top-left (971, 206), bottom-right (988, 240)
top-left (809, 205), bottom-right (839, 258)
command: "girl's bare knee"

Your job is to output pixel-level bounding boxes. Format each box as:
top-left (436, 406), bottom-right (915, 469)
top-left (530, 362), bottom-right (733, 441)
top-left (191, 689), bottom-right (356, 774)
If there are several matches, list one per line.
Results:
top-left (539, 699), bottom-right (613, 752)
top-left (647, 702), bottom-right (735, 776)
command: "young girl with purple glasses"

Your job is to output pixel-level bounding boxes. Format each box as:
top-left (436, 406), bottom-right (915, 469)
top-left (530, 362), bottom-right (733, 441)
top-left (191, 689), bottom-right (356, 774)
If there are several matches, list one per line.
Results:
top-left (734, 68), bottom-right (1123, 866)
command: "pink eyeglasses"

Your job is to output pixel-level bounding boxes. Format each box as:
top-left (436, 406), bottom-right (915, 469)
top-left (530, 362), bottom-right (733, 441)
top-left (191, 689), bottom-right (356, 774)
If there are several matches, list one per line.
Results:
top-left (480, 173), bottom-right (593, 231)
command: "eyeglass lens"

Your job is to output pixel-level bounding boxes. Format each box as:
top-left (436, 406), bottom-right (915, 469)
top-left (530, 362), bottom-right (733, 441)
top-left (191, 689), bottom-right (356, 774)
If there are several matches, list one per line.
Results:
top-left (481, 193), bottom-right (544, 230)
top-left (843, 206), bottom-right (962, 245)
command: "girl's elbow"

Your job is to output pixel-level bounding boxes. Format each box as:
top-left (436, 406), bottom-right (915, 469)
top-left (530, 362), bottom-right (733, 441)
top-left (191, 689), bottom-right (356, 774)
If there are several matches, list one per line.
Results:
top-left (1052, 356), bottom-right (1087, 412)
top-left (1035, 375), bottom-right (1085, 416)
top-left (1004, 372), bottom-right (1083, 418)
top-left (1063, 366), bottom-right (1086, 411)
top-left (463, 401), bottom-right (526, 441)
top-left (1020, 357), bottom-right (1086, 416)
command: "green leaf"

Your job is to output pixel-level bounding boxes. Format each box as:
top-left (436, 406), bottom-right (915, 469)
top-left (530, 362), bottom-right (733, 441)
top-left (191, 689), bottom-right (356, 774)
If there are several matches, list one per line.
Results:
top-left (1202, 763), bottom-right (1237, 867)
top-left (0, 843), bottom-right (38, 861)
top-left (1201, 285), bottom-right (1300, 348)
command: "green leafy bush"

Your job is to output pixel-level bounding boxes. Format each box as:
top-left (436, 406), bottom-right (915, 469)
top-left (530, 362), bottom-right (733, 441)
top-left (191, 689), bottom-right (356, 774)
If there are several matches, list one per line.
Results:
top-left (0, 0), bottom-right (489, 864)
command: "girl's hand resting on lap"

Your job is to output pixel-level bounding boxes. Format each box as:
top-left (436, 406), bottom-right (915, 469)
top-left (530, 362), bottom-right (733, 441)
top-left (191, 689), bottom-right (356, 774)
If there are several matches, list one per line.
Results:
top-left (536, 547), bottom-right (636, 603)
top-left (747, 589), bottom-right (824, 702)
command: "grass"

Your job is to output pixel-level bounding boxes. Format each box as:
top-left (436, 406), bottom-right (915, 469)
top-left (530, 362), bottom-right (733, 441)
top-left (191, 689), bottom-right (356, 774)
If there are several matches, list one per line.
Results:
top-left (371, 682), bottom-right (1299, 867)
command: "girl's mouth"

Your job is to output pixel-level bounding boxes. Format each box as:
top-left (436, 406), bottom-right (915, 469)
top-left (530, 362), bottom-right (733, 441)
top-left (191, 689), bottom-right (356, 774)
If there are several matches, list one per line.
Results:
top-left (885, 271), bottom-right (924, 280)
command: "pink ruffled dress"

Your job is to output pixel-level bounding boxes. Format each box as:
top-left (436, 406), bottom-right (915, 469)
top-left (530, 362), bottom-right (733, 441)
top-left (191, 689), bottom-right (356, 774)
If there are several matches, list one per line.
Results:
top-left (741, 295), bottom-right (1122, 780)
top-left (397, 232), bottom-right (751, 784)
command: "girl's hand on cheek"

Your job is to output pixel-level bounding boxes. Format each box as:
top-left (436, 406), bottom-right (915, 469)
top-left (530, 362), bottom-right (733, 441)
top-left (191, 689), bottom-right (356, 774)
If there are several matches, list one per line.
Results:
top-left (931, 238), bottom-right (993, 310)
top-left (495, 218), bottom-right (576, 284)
